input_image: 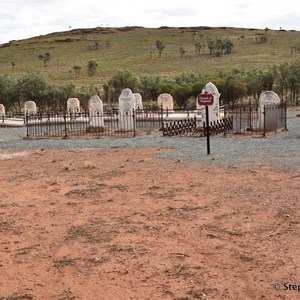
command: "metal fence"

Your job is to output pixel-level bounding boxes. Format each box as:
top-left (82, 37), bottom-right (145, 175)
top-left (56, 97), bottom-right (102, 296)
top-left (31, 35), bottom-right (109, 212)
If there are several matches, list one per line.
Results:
top-left (18, 103), bottom-right (288, 139)
top-left (224, 103), bottom-right (287, 136)
top-left (25, 108), bottom-right (164, 138)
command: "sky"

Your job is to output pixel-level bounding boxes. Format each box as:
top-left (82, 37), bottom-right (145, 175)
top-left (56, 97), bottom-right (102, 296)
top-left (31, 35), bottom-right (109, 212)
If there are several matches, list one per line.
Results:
top-left (1, 0), bottom-right (300, 44)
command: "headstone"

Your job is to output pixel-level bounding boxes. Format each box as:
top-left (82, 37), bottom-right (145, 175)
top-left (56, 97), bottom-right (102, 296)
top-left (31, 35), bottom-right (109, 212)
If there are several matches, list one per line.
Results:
top-left (88, 95), bottom-right (104, 127)
top-left (119, 88), bottom-right (136, 131)
top-left (158, 93), bottom-right (174, 111)
top-left (134, 93), bottom-right (143, 110)
top-left (24, 101), bottom-right (37, 116)
top-left (0, 104), bottom-right (5, 117)
top-left (67, 98), bottom-right (80, 114)
top-left (198, 82), bottom-right (220, 123)
top-left (258, 91), bottom-right (280, 130)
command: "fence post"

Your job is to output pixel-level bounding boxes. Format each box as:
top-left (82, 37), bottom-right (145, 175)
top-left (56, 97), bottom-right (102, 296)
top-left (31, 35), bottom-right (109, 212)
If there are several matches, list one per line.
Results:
top-left (64, 111), bottom-right (68, 139)
top-left (249, 102), bottom-right (252, 129)
top-left (284, 102), bottom-right (287, 130)
top-left (160, 103), bottom-right (163, 128)
top-left (133, 109), bottom-right (136, 137)
top-left (239, 106), bottom-right (242, 132)
top-left (26, 113), bottom-right (29, 137)
top-left (263, 105), bottom-right (266, 137)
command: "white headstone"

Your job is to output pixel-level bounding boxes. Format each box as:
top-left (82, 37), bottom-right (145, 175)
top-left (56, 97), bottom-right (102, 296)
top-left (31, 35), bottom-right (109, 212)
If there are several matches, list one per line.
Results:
top-left (134, 93), bottom-right (143, 110)
top-left (88, 95), bottom-right (104, 127)
top-left (259, 91), bottom-right (280, 107)
top-left (258, 91), bottom-right (280, 129)
top-left (24, 101), bottom-right (37, 115)
top-left (158, 93), bottom-right (174, 111)
top-left (0, 104), bottom-right (5, 117)
top-left (198, 82), bottom-right (220, 123)
top-left (67, 98), bottom-right (80, 114)
top-left (119, 88), bottom-right (136, 131)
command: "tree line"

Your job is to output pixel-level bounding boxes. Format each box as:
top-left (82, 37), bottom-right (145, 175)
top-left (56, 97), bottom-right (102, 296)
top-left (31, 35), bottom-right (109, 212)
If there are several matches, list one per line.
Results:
top-left (1, 61), bottom-right (300, 111)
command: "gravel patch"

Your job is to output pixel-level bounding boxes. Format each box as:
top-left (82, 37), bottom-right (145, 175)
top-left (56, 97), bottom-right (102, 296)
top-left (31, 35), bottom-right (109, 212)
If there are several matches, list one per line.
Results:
top-left (0, 111), bottom-right (299, 171)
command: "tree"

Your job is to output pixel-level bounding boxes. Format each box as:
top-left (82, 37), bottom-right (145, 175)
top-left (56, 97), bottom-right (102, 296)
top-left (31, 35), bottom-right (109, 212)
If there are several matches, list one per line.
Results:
top-left (224, 40), bottom-right (234, 54)
top-left (38, 52), bottom-right (51, 67)
top-left (195, 42), bottom-right (202, 55)
top-left (155, 40), bottom-right (165, 58)
top-left (18, 70), bottom-right (49, 108)
top-left (87, 60), bottom-right (98, 76)
top-left (0, 75), bottom-right (19, 110)
top-left (172, 84), bottom-right (192, 108)
top-left (207, 39), bottom-right (216, 55)
top-left (73, 65), bottom-right (82, 77)
top-left (139, 76), bottom-right (161, 101)
top-left (179, 47), bottom-right (186, 59)
top-left (104, 70), bottom-right (140, 102)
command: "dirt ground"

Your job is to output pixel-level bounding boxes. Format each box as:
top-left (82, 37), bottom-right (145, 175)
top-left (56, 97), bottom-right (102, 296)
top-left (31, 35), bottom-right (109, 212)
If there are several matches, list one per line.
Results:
top-left (0, 148), bottom-right (299, 300)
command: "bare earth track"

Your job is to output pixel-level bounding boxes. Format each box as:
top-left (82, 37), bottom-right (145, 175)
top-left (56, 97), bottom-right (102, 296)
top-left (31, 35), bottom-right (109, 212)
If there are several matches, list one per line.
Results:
top-left (0, 147), bottom-right (299, 300)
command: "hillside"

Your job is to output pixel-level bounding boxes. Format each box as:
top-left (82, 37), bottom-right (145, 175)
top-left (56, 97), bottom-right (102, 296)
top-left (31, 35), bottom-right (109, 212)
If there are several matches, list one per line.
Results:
top-left (1, 26), bottom-right (300, 90)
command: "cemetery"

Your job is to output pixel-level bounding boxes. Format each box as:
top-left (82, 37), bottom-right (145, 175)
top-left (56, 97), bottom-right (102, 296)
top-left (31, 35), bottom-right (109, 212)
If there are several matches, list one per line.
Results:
top-left (0, 84), bottom-right (298, 300)
top-left (0, 83), bottom-right (288, 139)
top-left (1, 26), bottom-right (300, 300)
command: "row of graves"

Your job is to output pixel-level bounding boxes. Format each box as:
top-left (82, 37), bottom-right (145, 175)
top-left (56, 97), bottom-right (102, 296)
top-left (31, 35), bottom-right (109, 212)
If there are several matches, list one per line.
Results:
top-left (23, 90), bottom-right (182, 138)
top-left (0, 82), bottom-right (287, 138)
top-left (162, 82), bottom-right (287, 137)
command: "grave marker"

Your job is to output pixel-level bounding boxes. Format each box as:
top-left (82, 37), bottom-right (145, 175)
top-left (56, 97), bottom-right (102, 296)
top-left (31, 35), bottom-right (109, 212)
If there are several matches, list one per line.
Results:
top-left (258, 91), bottom-right (280, 130)
top-left (88, 95), bottom-right (104, 127)
top-left (119, 88), bottom-right (136, 131)
top-left (134, 93), bottom-right (143, 110)
top-left (24, 101), bottom-right (37, 116)
top-left (67, 98), bottom-right (80, 114)
top-left (197, 82), bottom-right (220, 123)
top-left (158, 93), bottom-right (174, 111)
top-left (0, 104), bottom-right (5, 117)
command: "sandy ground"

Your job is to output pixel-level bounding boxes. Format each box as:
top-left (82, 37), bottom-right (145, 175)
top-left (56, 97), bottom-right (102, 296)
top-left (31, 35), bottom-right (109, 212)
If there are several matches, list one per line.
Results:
top-left (0, 148), bottom-right (299, 300)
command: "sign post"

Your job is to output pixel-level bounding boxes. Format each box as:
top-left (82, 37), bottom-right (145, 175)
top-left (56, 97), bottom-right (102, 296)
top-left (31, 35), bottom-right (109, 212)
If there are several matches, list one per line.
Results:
top-left (197, 93), bottom-right (214, 155)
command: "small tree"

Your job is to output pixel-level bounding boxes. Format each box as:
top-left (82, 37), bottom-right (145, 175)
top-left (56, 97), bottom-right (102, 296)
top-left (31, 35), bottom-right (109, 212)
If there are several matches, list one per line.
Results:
top-left (179, 47), bottom-right (186, 59)
top-left (195, 42), bottom-right (202, 55)
top-left (87, 60), bottom-right (98, 76)
top-left (73, 65), bottom-right (82, 77)
top-left (155, 40), bottom-right (165, 58)
top-left (38, 52), bottom-right (51, 67)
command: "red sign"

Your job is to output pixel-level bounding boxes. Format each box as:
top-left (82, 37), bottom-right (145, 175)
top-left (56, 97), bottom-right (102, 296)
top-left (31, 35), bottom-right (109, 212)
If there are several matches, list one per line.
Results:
top-left (197, 93), bottom-right (214, 106)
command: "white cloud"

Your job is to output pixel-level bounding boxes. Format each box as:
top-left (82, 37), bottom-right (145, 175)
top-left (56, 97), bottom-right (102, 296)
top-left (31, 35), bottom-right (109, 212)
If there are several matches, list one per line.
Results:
top-left (0, 0), bottom-right (299, 43)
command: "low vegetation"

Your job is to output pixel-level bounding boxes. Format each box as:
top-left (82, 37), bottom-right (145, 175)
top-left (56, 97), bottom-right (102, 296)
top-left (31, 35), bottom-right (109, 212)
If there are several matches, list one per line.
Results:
top-left (0, 26), bottom-right (300, 110)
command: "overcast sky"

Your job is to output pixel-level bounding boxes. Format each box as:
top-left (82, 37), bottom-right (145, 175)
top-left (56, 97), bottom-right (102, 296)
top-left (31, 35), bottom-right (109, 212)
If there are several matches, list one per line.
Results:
top-left (1, 0), bottom-right (299, 44)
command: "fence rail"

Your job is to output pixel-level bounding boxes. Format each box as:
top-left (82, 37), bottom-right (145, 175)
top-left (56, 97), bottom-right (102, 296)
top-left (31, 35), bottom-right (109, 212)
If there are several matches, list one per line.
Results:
top-left (203, 116), bottom-right (233, 136)
top-left (162, 117), bottom-right (197, 136)
top-left (25, 109), bottom-right (165, 138)
top-left (225, 103), bottom-right (287, 136)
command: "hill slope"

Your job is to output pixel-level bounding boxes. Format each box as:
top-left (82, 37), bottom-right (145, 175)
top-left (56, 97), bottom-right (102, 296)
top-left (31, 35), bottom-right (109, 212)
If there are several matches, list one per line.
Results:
top-left (1, 26), bottom-right (300, 89)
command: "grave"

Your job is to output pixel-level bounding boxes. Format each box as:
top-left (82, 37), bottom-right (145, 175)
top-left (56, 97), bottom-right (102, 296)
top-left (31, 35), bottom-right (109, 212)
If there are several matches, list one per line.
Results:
top-left (119, 88), bottom-right (136, 131)
top-left (158, 93), bottom-right (174, 111)
top-left (134, 93), bottom-right (143, 110)
top-left (67, 98), bottom-right (80, 114)
top-left (88, 95), bottom-right (104, 128)
top-left (0, 104), bottom-right (5, 117)
top-left (24, 101), bottom-right (37, 116)
top-left (258, 91), bottom-right (281, 130)
top-left (197, 82), bottom-right (220, 123)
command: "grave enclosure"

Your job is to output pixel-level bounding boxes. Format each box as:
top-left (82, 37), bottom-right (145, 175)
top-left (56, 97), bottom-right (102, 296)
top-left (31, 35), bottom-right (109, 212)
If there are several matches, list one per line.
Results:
top-left (0, 84), bottom-right (287, 138)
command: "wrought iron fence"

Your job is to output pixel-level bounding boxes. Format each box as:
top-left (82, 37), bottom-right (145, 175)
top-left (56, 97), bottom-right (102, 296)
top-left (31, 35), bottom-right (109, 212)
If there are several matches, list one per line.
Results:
top-left (20, 103), bottom-right (288, 139)
top-left (224, 103), bottom-right (287, 136)
top-left (25, 108), bottom-right (165, 138)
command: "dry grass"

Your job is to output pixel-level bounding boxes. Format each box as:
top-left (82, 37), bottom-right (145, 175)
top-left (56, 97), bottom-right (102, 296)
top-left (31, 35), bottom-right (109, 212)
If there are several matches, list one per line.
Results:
top-left (0, 26), bottom-right (299, 89)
